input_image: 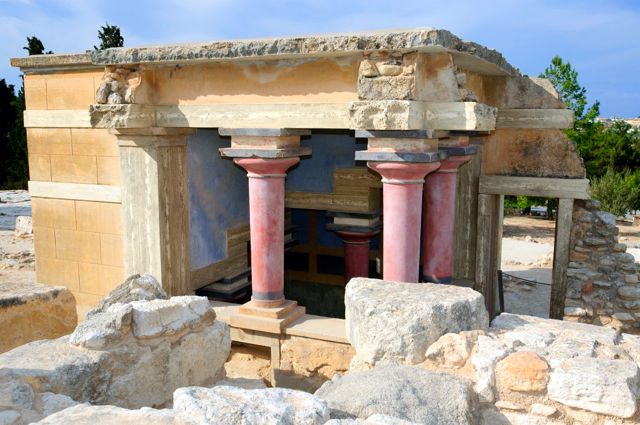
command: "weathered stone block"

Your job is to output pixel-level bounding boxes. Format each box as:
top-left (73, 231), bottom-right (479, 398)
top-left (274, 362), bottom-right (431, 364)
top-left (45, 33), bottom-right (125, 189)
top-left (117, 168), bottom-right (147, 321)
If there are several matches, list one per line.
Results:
top-left (130, 296), bottom-right (214, 338)
top-left (547, 357), bottom-right (640, 418)
top-left (494, 351), bottom-right (549, 392)
top-left (315, 365), bottom-right (477, 424)
top-left (346, 278), bottom-right (488, 368)
top-left (173, 386), bottom-right (329, 425)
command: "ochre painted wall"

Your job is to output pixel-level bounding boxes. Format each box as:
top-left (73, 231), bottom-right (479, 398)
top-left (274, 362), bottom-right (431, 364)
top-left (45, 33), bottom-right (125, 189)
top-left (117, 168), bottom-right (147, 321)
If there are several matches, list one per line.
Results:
top-left (26, 69), bottom-right (125, 319)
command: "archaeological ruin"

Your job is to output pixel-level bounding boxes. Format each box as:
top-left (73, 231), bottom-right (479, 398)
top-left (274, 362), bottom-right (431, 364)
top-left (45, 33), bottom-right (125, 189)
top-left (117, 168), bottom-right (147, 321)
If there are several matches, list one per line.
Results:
top-left (2, 28), bottom-right (640, 424)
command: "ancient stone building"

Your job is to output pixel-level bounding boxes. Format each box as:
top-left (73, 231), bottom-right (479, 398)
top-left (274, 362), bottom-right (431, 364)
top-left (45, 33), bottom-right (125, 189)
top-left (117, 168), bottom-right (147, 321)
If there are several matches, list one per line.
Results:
top-left (12, 28), bottom-right (633, 376)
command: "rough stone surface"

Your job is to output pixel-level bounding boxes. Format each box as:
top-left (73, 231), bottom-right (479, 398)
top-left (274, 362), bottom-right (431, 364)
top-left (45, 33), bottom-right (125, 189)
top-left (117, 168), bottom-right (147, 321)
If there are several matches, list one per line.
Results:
top-left (87, 274), bottom-right (167, 317)
top-left (0, 295), bottom-right (230, 409)
top-left (86, 29), bottom-right (517, 76)
top-left (173, 386), bottom-right (329, 425)
top-left (13, 216), bottom-right (32, 236)
top-left (279, 335), bottom-right (354, 391)
top-left (34, 404), bottom-right (177, 424)
top-left (0, 281), bottom-right (77, 353)
top-left (346, 278), bottom-right (488, 368)
top-left (425, 330), bottom-right (484, 368)
top-left (315, 365), bottom-right (477, 424)
top-left (494, 352), bottom-right (549, 392)
top-left (547, 357), bottom-right (640, 418)
top-left (0, 377), bottom-right (79, 424)
top-left (567, 200), bottom-right (640, 333)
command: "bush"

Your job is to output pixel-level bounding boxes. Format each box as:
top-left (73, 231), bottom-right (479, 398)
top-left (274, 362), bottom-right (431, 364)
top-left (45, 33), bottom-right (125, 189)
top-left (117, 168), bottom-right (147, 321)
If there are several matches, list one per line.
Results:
top-left (591, 169), bottom-right (640, 217)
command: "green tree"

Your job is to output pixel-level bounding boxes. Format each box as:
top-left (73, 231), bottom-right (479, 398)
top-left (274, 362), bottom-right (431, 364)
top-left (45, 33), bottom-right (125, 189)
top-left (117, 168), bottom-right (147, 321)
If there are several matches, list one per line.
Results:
top-left (94, 23), bottom-right (124, 49)
top-left (0, 79), bottom-right (27, 189)
top-left (23, 36), bottom-right (52, 55)
top-left (591, 169), bottom-right (640, 216)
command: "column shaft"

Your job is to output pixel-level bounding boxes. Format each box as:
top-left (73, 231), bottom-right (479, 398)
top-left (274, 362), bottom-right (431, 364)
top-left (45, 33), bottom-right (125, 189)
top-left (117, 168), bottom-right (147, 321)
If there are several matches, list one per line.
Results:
top-left (368, 161), bottom-right (440, 282)
top-left (422, 155), bottom-right (472, 283)
top-left (235, 157), bottom-right (299, 307)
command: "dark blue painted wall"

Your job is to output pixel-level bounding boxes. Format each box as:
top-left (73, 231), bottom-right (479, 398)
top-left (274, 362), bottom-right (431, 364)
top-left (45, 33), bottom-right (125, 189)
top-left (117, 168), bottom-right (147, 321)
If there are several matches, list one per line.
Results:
top-left (188, 129), bottom-right (249, 269)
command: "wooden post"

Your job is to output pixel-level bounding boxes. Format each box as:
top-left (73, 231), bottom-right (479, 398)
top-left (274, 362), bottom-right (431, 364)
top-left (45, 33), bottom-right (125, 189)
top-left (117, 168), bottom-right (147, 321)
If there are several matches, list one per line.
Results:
top-left (550, 198), bottom-right (574, 319)
top-left (453, 142), bottom-right (483, 281)
top-left (115, 128), bottom-right (193, 296)
top-left (475, 193), bottom-right (503, 318)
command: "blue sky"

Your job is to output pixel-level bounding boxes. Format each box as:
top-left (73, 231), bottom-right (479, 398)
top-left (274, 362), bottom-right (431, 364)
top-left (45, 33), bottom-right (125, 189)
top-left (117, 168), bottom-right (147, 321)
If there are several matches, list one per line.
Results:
top-left (1, 0), bottom-right (638, 117)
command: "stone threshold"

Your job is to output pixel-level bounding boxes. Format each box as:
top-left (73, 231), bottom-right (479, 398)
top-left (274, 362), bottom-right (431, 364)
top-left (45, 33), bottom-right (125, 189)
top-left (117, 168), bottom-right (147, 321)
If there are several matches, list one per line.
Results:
top-left (210, 300), bottom-right (348, 344)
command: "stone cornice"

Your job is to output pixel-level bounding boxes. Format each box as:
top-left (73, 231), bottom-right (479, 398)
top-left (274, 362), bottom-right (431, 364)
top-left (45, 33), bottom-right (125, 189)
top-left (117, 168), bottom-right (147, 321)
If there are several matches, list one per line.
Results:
top-left (11, 29), bottom-right (518, 76)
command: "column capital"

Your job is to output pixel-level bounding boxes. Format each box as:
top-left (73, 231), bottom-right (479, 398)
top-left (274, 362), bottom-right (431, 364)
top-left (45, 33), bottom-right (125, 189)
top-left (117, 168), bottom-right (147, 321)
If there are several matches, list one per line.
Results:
top-left (367, 161), bottom-right (441, 184)
top-left (233, 157), bottom-right (300, 177)
top-left (219, 128), bottom-right (311, 159)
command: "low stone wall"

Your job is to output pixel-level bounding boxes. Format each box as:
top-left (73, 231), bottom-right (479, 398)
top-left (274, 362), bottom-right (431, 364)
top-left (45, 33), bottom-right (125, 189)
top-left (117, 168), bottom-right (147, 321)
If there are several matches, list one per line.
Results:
top-left (0, 282), bottom-right (77, 353)
top-left (0, 295), bottom-right (231, 420)
top-left (565, 199), bottom-right (640, 332)
top-left (343, 277), bottom-right (640, 423)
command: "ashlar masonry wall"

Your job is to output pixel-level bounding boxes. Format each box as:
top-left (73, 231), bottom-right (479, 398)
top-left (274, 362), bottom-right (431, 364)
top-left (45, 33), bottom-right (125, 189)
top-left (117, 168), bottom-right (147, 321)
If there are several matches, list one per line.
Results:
top-left (25, 69), bottom-right (125, 319)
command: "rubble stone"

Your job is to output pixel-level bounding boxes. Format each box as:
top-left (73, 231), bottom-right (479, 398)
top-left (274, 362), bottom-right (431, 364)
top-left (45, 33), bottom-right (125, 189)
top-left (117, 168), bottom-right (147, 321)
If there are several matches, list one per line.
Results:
top-left (87, 274), bottom-right (167, 317)
top-left (494, 351), bottom-right (549, 392)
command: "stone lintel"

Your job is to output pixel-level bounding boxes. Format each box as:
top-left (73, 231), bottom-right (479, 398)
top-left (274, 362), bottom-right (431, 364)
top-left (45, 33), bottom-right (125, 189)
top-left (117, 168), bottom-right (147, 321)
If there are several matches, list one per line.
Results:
top-left (219, 128), bottom-right (311, 137)
top-left (220, 147), bottom-right (312, 159)
top-left (355, 129), bottom-right (446, 139)
top-left (355, 150), bottom-right (445, 163)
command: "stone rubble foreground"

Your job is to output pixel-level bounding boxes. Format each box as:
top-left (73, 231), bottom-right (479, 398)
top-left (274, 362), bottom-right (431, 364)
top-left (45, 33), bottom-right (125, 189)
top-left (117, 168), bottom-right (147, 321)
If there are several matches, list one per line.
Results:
top-left (4, 275), bottom-right (640, 424)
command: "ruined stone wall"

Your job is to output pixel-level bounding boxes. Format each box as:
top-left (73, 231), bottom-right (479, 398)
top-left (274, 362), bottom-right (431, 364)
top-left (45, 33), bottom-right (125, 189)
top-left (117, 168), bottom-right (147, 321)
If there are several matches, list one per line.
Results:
top-left (25, 70), bottom-right (125, 319)
top-left (564, 199), bottom-right (640, 332)
top-left (0, 282), bottom-right (77, 353)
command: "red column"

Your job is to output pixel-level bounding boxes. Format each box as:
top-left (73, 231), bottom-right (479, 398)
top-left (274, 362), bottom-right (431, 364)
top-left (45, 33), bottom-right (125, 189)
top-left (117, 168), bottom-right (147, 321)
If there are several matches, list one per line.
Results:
top-left (234, 157), bottom-right (299, 308)
top-left (368, 162), bottom-right (440, 282)
top-left (334, 230), bottom-right (379, 282)
top-left (422, 155), bottom-right (472, 283)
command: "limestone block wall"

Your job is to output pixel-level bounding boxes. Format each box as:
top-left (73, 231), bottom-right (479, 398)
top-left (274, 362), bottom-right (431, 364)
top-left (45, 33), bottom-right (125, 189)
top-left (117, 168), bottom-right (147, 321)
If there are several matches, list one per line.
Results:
top-left (25, 69), bottom-right (125, 319)
top-left (564, 199), bottom-right (640, 332)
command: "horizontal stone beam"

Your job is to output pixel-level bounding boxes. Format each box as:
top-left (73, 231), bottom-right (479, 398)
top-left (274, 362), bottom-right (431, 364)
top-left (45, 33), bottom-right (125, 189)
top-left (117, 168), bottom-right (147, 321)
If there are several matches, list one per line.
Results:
top-left (28, 181), bottom-right (122, 203)
top-left (496, 109), bottom-right (574, 129)
top-left (28, 101), bottom-right (499, 132)
top-left (479, 175), bottom-right (590, 199)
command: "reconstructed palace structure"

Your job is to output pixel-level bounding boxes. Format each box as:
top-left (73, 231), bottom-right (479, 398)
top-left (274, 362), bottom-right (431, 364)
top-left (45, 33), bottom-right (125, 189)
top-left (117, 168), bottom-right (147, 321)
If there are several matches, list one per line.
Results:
top-left (11, 29), bottom-right (592, 349)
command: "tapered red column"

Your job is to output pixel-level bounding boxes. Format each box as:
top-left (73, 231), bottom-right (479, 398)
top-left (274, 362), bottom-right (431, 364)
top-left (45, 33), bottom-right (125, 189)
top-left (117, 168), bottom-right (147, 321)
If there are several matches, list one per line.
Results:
top-left (368, 162), bottom-right (440, 282)
top-left (235, 157), bottom-right (299, 306)
top-left (422, 141), bottom-right (477, 283)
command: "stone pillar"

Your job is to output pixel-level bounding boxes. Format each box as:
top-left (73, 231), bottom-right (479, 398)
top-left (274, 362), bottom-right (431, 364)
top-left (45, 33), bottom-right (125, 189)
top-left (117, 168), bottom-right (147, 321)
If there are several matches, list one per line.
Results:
top-left (327, 212), bottom-right (381, 282)
top-left (422, 138), bottom-right (478, 284)
top-left (219, 128), bottom-right (310, 332)
top-left (114, 128), bottom-right (194, 296)
top-left (355, 130), bottom-right (444, 283)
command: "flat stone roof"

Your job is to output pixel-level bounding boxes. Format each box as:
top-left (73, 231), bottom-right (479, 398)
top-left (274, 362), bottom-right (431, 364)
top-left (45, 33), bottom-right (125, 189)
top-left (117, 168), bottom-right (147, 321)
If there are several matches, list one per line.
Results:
top-left (12, 28), bottom-right (517, 76)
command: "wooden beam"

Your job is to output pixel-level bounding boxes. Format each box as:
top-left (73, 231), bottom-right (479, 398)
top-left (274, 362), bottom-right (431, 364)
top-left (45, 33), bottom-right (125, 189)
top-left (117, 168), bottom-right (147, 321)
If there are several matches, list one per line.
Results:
top-left (496, 109), bottom-right (574, 129)
top-left (475, 193), bottom-right (502, 318)
top-left (550, 198), bottom-right (574, 319)
top-left (479, 176), bottom-right (590, 199)
top-left (28, 181), bottom-right (121, 203)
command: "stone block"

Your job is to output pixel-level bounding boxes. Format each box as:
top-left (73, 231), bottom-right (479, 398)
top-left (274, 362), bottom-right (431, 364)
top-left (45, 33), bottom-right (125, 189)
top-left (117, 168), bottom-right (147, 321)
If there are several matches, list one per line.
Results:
top-left (27, 128), bottom-right (73, 155)
top-left (28, 154), bottom-right (51, 181)
top-left (31, 198), bottom-right (76, 230)
top-left (315, 365), bottom-right (477, 424)
top-left (33, 226), bottom-right (56, 258)
top-left (35, 404), bottom-right (177, 424)
top-left (494, 351), bottom-right (549, 392)
top-left (88, 273), bottom-right (167, 316)
top-left (130, 296), bottom-right (214, 338)
top-left (35, 257), bottom-right (80, 290)
top-left (24, 75), bottom-right (47, 109)
top-left (75, 201), bottom-right (122, 235)
top-left (173, 386), bottom-right (329, 425)
top-left (78, 263), bottom-right (126, 296)
top-left (54, 229), bottom-right (101, 264)
top-left (346, 278), bottom-right (488, 367)
top-left (50, 155), bottom-right (98, 184)
top-left (69, 303), bottom-right (132, 349)
top-left (425, 330), bottom-right (484, 368)
top-left (45, 73), bottom-right (97, 110)
top-left (71, 129), bottom-right (119, 157)
top-left (96, 156), bottom-right (121, 185)
top-left (547, 357), bottom-right (639, 418)
top-left (14, 216), bottom-right (32, 236)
